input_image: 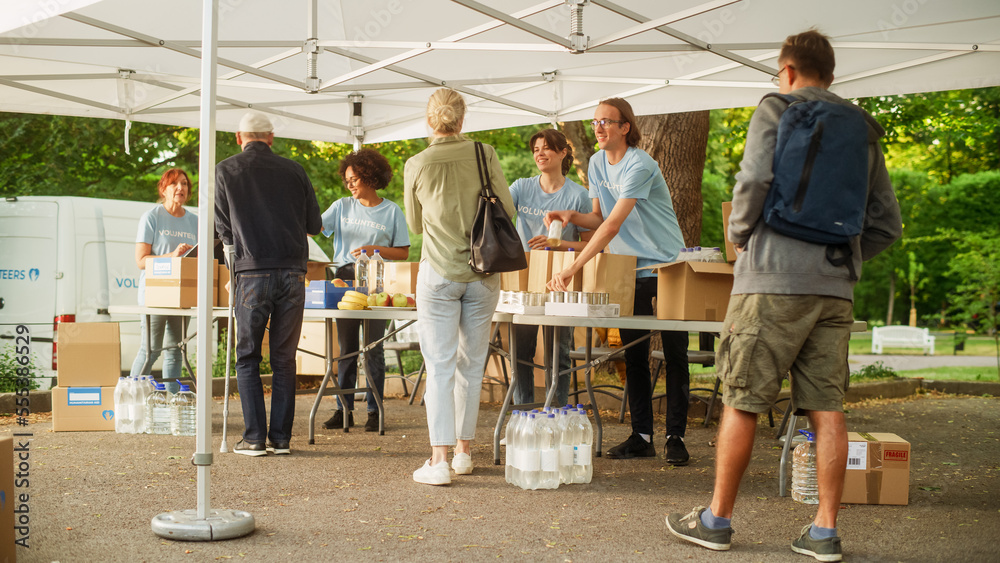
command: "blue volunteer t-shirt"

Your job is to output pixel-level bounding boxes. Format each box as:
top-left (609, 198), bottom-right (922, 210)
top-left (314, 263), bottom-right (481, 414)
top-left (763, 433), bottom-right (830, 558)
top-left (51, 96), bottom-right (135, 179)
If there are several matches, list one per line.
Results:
top-left (510, 176), bottom-right (591, 252)
top-left (135, 205), bottom-right (199, 305)
top-left (321, 197), bottom-right (410, 267)
top-left (588, 146), bottom-right (684, 277)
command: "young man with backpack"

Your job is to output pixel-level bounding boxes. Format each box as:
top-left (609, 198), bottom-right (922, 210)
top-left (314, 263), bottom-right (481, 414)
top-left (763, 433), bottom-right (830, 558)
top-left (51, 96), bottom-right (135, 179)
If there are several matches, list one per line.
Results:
top-left (666, 30), bottom-right (902, 561)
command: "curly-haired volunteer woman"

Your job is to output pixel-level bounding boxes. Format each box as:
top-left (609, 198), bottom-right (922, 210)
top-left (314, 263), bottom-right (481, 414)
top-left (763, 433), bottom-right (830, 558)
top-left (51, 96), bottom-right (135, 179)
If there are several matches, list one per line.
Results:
top-left (404, 88), bottom-right (515, 485)
top-left (320, 148), bottom-right (410, 433)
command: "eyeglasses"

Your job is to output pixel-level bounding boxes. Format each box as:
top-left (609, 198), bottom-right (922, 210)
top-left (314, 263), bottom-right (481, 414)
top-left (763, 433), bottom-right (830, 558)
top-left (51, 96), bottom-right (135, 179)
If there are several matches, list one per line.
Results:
top-left (591, 119), bottom-right (625, 129)
top-left (771, 65), bottom-right (791, 86)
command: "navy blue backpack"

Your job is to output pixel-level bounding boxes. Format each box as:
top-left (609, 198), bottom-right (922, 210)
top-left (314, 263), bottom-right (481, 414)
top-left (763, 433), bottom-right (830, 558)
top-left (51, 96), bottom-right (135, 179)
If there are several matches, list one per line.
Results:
top-left (762, 93), bottom-right (870, 277)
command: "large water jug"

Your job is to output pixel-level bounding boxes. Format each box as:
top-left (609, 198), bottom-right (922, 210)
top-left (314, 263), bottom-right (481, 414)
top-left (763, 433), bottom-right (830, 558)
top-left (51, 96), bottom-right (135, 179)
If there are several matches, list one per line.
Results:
top-left (170, 384), bottom-right (197, 436)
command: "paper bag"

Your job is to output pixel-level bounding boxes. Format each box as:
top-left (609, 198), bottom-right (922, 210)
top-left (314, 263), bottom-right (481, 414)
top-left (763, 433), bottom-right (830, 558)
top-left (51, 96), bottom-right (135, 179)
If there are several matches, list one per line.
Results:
top-left (553, 250), bottom-right (582, 291)
top-left (527, 249), bottom-right (556, 293)
top-left (500, 253), bottom-right (530, 291)
top-left (582, 253), bottom-right (637, 316)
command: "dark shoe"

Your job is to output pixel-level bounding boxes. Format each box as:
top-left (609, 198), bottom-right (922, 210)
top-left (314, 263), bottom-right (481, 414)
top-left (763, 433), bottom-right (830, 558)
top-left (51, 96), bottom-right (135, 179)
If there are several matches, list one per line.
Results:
top-left (666, 506), bottom-right (732, 551)
top-left (233, 439), bottom-right (266, 457)
top-left (665, 435), bottom-right (690, 466)
top-left (266, 440), bottom-right (290, 455)
top-left (364, 411), bottom-right (380, 432)
top-left (606, 433), bottom-right (656, 459)
top-left (323, 410), bottom-right (354, 429)
top-left (791, 524), bottom-right (842, 562)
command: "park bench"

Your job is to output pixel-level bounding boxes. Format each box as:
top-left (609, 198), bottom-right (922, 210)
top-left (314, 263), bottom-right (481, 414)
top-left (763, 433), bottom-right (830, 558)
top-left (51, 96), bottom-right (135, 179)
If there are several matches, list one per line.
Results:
top-left (871, 325), bottom-right (935, 355)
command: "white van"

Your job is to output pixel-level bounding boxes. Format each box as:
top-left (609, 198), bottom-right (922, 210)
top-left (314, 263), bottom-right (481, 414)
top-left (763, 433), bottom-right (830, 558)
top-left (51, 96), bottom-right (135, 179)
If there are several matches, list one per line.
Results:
top-left (0, 196), bottom-right (331, 388)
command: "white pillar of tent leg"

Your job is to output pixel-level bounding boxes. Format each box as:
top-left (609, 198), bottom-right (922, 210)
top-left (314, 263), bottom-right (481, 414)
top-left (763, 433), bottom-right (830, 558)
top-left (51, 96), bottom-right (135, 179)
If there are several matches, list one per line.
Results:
top-left (152, 0), bottom-right (254, 541)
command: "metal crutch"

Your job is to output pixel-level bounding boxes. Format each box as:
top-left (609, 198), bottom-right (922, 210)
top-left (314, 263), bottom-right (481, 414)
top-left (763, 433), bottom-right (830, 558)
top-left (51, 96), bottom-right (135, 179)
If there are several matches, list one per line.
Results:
top-left (220, 246), bottom-right (236, 453)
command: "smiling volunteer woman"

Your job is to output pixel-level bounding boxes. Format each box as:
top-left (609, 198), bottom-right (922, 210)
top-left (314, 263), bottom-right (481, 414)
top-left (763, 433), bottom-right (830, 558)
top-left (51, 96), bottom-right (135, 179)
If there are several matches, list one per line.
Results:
top-left (320, 148), bottom-right (409, 433)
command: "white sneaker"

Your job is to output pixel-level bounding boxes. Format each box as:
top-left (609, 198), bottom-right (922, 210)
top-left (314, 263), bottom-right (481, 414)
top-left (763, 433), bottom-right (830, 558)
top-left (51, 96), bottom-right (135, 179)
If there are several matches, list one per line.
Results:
top-left (413, 460), bottom-right (451, 485)
top-left (452, 452), bottom-right (473, 475)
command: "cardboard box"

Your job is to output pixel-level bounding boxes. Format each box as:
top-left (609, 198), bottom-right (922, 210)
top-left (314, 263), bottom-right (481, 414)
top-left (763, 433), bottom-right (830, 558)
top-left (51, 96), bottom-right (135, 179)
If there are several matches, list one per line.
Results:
top-left (0, 436), bottom-right (14, 563)
top-left (639, 261), bottom-right (733, 321)
top-left (145, 257), bottom-right (218, 308)
top-left (500, 253), bottom-right (530, 291)
top-left (553, 250), bottom-right (582, 291)
top-left (57, 322), bottom-right (121, 387)
top-left (722, 201), bottom-right (737, 263)
top-left (51, 386), bottom-right (116, 431)
top-left (842, 432), bottom-right (911, 505)
top-left (527, 249), bottom-right (556, 293)
top-left (306, 261), bottom-right (333, 283)
top-left (296, 320), bottom-right (336, 375)
top-left (305, 281), bottom-right (354, 309)
top-left (582, 253), bottom-right (637, 316)
top-left (384, 262), bottom-right (420, 294)
top-left (218, 263), bottom-right (231, 308)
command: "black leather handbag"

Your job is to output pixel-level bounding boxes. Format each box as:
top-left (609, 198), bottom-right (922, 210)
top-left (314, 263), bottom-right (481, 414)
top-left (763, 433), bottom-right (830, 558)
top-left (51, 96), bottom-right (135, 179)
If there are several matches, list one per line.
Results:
top-left (469, 141), bottom-right (527, 274)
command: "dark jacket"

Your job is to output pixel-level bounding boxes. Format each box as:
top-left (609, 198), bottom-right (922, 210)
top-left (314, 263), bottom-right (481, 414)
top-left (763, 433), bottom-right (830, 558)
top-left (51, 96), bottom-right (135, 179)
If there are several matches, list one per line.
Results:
top-left (215, 141), bottom-right (322, 273)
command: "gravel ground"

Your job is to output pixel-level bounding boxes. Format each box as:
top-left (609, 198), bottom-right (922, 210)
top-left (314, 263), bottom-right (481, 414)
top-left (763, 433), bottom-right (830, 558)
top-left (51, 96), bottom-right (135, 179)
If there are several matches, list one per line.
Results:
top-left (10, 388), bottom-right (999, 562)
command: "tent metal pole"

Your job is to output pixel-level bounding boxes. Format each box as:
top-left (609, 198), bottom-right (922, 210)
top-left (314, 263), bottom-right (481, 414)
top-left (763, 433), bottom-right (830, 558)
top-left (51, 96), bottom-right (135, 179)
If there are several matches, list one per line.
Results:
top-left (151, 0), bottom-right (254, 542)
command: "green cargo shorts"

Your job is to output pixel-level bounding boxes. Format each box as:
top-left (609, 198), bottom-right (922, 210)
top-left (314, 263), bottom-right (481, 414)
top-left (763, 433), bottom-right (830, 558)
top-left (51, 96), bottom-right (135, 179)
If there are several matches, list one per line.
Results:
top-left (716, 294), bottom-right (854, 414)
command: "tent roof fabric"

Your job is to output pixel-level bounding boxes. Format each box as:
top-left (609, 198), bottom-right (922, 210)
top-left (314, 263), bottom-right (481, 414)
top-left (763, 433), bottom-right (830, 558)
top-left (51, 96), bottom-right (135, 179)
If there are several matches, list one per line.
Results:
top-left (2, 0), bottom-right (999, 143)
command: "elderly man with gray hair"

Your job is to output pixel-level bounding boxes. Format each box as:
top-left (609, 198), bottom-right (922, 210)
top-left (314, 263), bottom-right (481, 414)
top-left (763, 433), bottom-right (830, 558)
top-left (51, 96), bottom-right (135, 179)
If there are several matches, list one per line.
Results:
top-left (215, 111), bottom-right (323, 457)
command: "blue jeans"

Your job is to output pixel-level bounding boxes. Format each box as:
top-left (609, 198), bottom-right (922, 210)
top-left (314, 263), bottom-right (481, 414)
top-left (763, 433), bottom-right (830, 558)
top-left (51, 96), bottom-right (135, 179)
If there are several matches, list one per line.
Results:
top-left (622, 277), bottom-right (690, 437)
top-left (129, 314), bottom-right (186, 380)
top-left (335, 318), bottom-right (387, 413)
top-left (416, 263), bottom-right (500, 446)
top-left (513, 324), bottom-right (573, 407)
top-left (234, 269), bottom-right (305, 444)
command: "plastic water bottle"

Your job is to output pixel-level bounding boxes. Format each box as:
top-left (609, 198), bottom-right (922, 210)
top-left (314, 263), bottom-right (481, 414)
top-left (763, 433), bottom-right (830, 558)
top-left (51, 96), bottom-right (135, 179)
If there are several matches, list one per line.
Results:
top-left (134, 377), bottom-right (152, 434)
top-left (574, 409), bottom-right (594, 484)
top-left (145, 383), bottom-right (172, 435)
top-left (170, 384), bottom-right (197, 436)
top-left (520, 414), bottom-right (541, 490)
top-left (538, 414), bottom-right (560, 489)
top-left (114, 377), bottom-right (131, 433)
top-left (676, 248), bottom-right (689, 262)
top-left (557, 409), bottom-right (576, 485)
top-left (706, 247), bottom-right (726, 262)
top-left (354, 250), bottom-right (369, 292)
top-left (505, 410), bottom-right (521, 485)
top-left (370, 249), bottom-right (385, 294)
top-left (792, 430), bottom-right (819, 504)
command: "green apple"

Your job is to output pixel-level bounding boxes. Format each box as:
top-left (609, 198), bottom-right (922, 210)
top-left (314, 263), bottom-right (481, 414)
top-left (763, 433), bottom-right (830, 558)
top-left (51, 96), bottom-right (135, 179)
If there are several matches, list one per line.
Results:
top-left (376, 292), bottom-right (392, 307)
top-left (367, 293), bottom-right (378, 307)
top-left (391, 293), bottom-right (409, 307)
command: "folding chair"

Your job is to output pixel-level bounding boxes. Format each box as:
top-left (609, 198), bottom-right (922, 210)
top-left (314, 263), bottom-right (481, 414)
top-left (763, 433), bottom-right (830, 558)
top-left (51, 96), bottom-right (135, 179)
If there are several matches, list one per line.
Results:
top-left (383, 319), bottom-right (426, 405)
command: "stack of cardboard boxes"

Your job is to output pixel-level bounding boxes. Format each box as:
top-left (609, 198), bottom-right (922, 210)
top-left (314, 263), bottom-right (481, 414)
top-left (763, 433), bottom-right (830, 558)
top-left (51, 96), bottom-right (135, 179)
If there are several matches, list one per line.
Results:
top-left (51, 323), bottom-right (122, 432)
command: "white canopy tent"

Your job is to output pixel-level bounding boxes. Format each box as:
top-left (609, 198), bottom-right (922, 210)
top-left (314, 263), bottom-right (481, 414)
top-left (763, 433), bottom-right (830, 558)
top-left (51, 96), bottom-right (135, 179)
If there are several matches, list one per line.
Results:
top-left (3, 0), bottom-right (999, 145)
top-left (3, 0), bottom-right (998, 541)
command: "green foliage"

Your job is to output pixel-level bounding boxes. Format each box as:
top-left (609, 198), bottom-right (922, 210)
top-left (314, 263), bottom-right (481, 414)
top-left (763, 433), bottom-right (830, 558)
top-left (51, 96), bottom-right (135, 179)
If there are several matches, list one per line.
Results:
top-left (858, 87), bottom-right (1000, 184)
top-left (943, 230), bottom-right (1000, 376)
top-left (0, 347), bottom-right (41, 394)
top-left (850, 361), bottom-right (899, 382)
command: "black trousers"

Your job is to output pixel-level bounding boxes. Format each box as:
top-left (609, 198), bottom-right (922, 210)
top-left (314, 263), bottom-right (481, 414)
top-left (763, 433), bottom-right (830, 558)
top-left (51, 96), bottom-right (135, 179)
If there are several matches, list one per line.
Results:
top-left (620, 277), bottom-right (690, 437)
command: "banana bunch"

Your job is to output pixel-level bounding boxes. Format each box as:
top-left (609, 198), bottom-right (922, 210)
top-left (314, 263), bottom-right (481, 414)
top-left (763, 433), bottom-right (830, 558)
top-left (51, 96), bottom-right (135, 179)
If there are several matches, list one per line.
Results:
top-left (337, 290), bottom-right (369, 310)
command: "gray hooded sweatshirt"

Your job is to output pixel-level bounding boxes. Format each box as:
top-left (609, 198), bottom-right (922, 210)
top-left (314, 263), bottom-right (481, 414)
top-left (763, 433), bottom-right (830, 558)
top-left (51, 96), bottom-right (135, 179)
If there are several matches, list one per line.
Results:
top-left (728, 86), bottom-right (903, 301)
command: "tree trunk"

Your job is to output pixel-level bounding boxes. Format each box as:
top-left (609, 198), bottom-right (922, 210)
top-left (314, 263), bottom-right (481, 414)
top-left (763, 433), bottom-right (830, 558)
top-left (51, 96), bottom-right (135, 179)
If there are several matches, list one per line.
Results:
top-left (637, 110), bottom-right (710, 247)
top-left (560, 120), bottom-right (596, 188)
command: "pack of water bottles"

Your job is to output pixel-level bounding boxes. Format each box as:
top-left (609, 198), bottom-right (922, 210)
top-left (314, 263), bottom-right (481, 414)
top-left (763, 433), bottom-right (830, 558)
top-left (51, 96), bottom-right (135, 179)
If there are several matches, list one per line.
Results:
top-left (113, 376), bottom-right (196, 436)
top-left (505, 405), bottom-right (593, 490)
top-left (675, 246), bottom-right (726, 263)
